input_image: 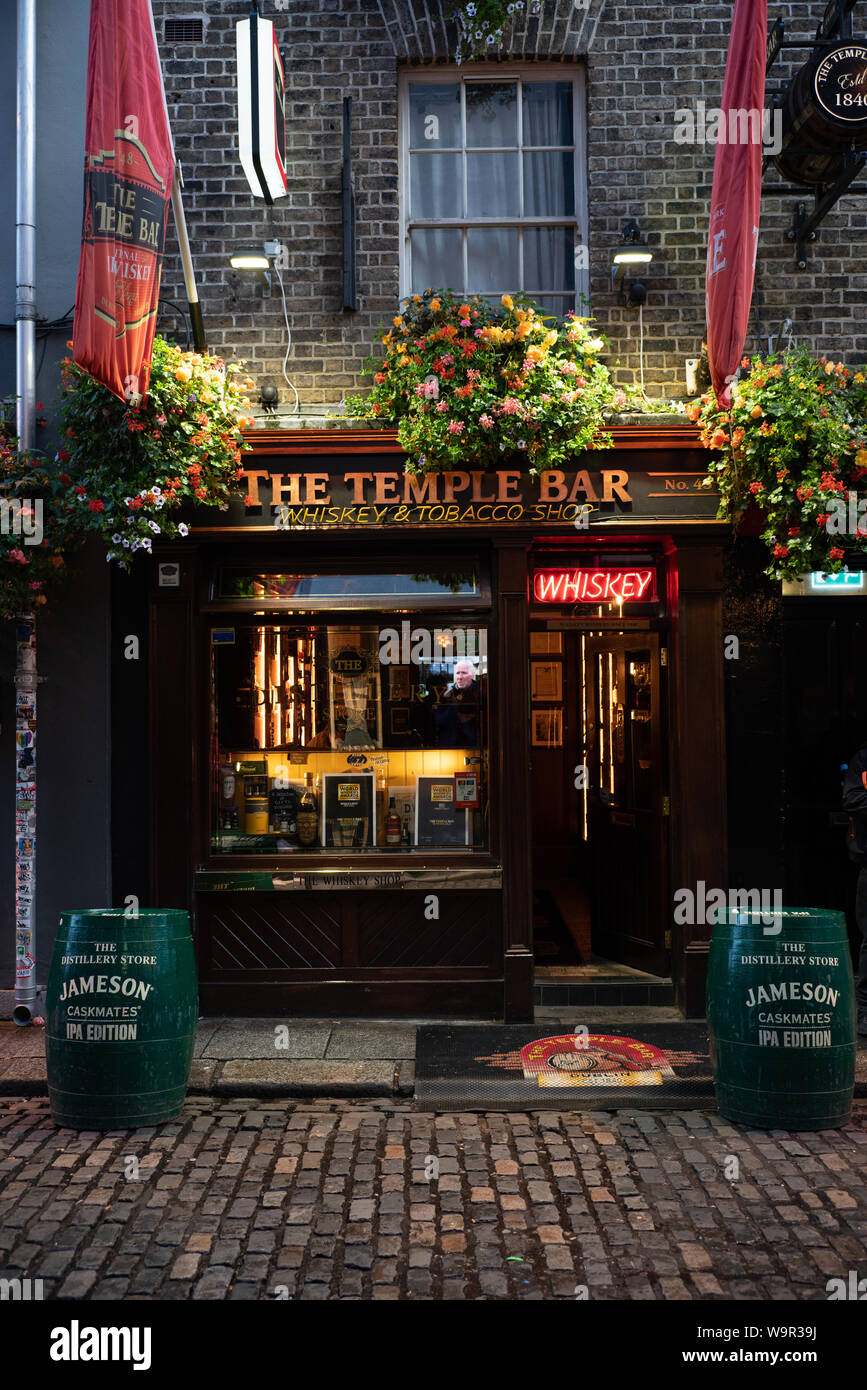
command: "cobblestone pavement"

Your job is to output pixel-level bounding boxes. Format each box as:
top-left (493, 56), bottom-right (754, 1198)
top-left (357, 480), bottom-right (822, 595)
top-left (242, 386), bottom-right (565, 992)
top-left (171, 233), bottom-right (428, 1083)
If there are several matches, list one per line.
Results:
top-left (1, 1097), bottom-right (866, 1301)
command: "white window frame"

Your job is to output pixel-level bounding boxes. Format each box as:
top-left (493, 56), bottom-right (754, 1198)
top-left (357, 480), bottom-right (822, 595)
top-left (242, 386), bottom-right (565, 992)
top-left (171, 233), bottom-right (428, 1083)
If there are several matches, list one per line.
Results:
top-left (398, 64), bottom-right (589, 312)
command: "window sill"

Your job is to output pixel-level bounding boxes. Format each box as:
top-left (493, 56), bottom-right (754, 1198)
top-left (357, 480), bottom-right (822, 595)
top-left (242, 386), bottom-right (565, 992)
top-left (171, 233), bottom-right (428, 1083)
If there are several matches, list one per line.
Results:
top-left (196, 861), bottom-right (503, 891)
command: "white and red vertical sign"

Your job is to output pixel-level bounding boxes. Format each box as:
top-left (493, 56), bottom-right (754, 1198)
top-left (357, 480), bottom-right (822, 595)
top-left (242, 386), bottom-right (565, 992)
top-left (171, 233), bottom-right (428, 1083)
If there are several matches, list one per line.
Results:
top-left (705, 0), bottom-right (767, 408)
top-left (73, 0), bottom-right (174, 402)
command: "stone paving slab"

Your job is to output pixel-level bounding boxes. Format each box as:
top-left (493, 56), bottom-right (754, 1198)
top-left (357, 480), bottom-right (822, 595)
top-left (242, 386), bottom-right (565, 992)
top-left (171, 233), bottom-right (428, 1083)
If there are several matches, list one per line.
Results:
top-left (1, 1095), bottom-right (865, 1301)
top-left (216, 1060), bottom-right (396, 1095)
top-left (200, 1023), bottom-right (333, 1061)
top-left (325, 1026), bottom-right (416, 1060)
top-left (189, 1061), bottom-right (218, 1092)
top-left (396, 1062), bottom-right (415, 1096)
top-left (0, 1023), bottom-right (46, 1055)
top-left (535, 1006), bottom-right (684, 1026)
top-left (193, 1025), bottom-right (221, 1058)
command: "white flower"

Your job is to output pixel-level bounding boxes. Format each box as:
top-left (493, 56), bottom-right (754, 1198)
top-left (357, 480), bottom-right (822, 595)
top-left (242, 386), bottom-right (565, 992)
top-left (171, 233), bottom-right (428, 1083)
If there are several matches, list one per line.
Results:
top-left (517, 439), bottom-right (527, 449)
top-left (148, 520), bottom-right (161, 533)
top-left (122, 539), bottom-right (129, 548)
top-left (585, 337), bottom-right (605, 352)
top-left (178, 523), bottom-right (189, 537)
top-left (141, 537), bottom-right (152, 552)
top-left (466, 1), bottom-right (475, 12)
top-left (151, 486), bottom-right (161, 496)
top-left (112, 534), bottom-right (121, 544)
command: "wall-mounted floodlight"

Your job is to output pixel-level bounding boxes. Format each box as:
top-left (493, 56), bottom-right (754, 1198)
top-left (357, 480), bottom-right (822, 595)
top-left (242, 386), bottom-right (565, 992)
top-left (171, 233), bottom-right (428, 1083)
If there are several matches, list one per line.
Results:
top-left (229, 246), bottom-right (274, 291)
top-left (612, 220), bottom-right (653, 306)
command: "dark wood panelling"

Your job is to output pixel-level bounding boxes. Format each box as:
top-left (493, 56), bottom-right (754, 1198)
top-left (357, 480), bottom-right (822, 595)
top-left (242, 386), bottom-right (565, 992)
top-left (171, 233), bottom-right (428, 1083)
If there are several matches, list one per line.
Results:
top-left (357, 894), bottom-right (498, 968)
top-left (205, 896), bottom-right (343, 971)
top-left (199, 978), bottom-right (502, 1017)
top-left (197, 891), bottom-right (501, 977)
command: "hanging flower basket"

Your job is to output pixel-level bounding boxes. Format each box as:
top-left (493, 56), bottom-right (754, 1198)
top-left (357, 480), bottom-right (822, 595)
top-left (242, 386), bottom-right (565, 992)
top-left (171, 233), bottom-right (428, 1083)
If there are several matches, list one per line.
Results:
top-left (0, 401), bottom-right (74, 621)
top-left (58, 336), bottom-right (254, 568)
top-left (342, 288), bottom-right (619, 476)
top-left (447, 0), bottom-right (543, 60)
top-left (688, 348), bottom-right (867, 580)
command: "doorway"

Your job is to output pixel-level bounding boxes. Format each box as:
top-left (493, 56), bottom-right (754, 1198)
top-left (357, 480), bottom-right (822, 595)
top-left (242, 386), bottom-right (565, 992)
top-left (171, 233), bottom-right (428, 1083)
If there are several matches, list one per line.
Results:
top-left (530, 626), bottom-right (670, 978)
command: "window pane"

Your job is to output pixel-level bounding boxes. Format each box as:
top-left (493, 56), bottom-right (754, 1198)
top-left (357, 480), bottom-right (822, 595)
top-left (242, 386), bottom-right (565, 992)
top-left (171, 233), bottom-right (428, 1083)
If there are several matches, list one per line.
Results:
top-left (211, 623), bottom-right (490, 855)
top-left (466, 82), bottom-right (518, 147)
top-left (466, 227), bottom-right (519, 293)
top-left (411, 152), bottom-right (462, 219)
top-left (217, 570), bottom-right (483, 605)
top-left (409, 82), bottom-right (461, 147)
top-left (523, 152), bottom-right (575, 216)
top-left (523, 227), bottom-right (576, 293)
top-left (523, 82), bottom-right (573, 146)
top-left (411, 228), bottom-right (463, 294)
top-left (531, 295), bottom-right (575, 319)
top-left (467, 153), bottom-right (520, 217)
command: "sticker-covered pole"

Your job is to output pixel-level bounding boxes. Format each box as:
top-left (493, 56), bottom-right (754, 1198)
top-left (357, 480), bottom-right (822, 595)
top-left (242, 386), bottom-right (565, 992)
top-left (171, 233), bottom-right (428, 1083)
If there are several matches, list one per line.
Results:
top-left (13, 0), bottom-right (37, 1025)
top-left (13, 614), bottom-right (37, 1024)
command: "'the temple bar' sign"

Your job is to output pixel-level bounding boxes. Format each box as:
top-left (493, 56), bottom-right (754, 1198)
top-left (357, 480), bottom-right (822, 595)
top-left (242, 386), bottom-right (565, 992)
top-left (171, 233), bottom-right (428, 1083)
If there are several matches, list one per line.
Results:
top-left (217, 460), bottom-right (721, 530)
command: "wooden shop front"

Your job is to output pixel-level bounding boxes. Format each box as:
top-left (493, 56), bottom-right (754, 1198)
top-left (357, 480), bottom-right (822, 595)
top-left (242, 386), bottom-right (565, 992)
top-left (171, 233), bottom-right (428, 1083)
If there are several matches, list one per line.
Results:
top-left (146, 421), bottom-right (728, 1019)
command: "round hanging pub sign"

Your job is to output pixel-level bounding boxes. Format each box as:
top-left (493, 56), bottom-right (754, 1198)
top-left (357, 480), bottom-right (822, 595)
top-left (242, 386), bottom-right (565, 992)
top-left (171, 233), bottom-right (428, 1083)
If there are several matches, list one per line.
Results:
top-left (814, 43), bottom-right (867, 124)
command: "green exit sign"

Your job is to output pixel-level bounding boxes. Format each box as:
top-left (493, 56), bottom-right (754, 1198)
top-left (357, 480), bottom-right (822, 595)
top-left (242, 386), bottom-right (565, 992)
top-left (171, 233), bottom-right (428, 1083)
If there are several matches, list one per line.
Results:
top-left (810, 571), bottom-right (864, 591)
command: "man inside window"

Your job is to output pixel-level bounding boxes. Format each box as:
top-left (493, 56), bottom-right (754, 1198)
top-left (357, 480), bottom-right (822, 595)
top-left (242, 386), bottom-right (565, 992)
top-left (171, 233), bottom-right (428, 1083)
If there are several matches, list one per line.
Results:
top-left (434, 658), bottom-right (482, 748)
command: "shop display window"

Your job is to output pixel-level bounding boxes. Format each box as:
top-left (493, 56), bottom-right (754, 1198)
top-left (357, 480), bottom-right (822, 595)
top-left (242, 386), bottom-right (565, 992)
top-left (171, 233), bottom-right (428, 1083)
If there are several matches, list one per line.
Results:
top-left (211, 621), bottom-right (489, 855)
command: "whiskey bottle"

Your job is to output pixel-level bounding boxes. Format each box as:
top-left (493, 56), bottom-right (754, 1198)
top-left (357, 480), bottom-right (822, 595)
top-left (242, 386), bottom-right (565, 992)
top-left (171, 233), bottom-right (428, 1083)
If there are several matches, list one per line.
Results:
top-left (385, 796), bottom-right (401, 848)
top-left (297, 772), bottom-right (319, 847)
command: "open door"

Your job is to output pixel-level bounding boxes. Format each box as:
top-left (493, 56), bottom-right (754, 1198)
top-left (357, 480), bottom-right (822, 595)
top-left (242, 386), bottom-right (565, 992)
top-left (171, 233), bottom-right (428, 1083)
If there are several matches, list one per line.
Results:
top-left (582, 632), bottom-right (669, 974)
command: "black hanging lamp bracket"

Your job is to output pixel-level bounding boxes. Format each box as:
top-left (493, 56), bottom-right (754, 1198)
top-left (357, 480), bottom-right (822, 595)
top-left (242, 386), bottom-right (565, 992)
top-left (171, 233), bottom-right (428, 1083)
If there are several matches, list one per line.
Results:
top-left (342, 97), bottom-right (357, 311)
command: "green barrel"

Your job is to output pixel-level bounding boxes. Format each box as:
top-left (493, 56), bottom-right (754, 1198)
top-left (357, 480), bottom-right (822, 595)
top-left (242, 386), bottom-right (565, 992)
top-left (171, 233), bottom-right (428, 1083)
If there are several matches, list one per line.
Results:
top-left (707, 906), bottom-right (856, 1130)
top-left (45, 910), bottom-right (197, 1130)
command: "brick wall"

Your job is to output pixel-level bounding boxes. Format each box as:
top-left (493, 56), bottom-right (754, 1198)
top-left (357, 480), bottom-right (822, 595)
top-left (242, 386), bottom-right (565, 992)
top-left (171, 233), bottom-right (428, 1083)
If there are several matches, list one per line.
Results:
top-left (151, 0), bottom-right (867, 409)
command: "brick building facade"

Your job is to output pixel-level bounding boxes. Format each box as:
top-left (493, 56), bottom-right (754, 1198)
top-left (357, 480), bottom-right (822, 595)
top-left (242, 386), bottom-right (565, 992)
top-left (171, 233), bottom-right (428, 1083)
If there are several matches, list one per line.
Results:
top-left (152, 0), bottom-right (867, 409)
top-left (2, 0), bottom-right (865, 1016)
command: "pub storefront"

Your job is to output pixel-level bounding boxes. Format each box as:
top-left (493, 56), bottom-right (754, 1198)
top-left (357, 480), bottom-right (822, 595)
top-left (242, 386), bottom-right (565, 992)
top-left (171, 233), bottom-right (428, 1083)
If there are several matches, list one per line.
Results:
top-left (144, 420), bottom-right (728, 1020)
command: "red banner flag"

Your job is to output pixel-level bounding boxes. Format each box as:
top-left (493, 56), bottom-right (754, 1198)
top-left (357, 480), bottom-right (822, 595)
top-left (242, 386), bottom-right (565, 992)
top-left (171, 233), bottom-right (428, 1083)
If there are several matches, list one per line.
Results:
top-left (705, 0), bottom-right (767, 408)
top-left (73, 0), bottom-right (174, 403)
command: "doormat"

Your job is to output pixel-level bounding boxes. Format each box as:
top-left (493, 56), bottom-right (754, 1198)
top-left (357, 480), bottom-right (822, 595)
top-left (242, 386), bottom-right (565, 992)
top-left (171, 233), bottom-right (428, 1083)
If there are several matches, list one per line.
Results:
top-left (415, 1024), bottom-right (716, 1111)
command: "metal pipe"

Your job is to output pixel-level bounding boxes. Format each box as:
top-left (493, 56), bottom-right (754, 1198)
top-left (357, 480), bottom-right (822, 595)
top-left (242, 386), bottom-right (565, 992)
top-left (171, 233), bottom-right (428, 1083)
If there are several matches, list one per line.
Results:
top-left (171, 167), bottom-right (207, 353)
top-left (16, 0), bottom-right (36, 452)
